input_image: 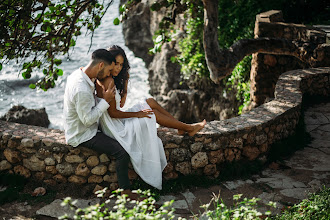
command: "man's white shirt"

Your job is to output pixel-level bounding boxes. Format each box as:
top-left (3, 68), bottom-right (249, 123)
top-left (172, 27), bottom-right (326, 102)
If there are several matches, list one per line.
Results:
top-left (63, 68), bottom-right (110, 147)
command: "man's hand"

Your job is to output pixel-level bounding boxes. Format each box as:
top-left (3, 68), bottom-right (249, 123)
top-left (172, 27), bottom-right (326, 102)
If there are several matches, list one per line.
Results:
top-left (103, 78), bottom-right (116, 103)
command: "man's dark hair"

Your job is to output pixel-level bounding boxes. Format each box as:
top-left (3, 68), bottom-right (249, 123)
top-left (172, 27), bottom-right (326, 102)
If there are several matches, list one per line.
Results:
top-left (91, 49), bottom-right (116, 66)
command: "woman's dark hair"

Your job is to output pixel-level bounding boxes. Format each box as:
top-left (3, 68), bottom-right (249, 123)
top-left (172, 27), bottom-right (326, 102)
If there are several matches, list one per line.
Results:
top-left (107, 45), bottom-right (130, 96)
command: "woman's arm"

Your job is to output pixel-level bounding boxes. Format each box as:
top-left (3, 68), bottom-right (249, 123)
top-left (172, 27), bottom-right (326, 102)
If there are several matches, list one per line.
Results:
top-left (107, 98), bottom-right (153, 119)
top-left (120, 74), bottom-right (129, 108)
top-left (103, 76), bottom-right (152, 119)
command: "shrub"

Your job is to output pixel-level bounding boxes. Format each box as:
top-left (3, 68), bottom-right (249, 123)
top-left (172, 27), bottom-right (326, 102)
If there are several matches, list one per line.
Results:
top-left (60, 188), bottom-right (179, 220)
top-left (274, 186), bottom-right (330, 220)
top-left (60, 187), bottom-right (330, 220)
top-left (199, 193), bottom-right (275, 220)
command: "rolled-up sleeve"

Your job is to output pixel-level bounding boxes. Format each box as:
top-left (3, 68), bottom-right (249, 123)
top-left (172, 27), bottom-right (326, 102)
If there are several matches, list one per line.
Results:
top-left (74, 92), bottom-right (110, 127)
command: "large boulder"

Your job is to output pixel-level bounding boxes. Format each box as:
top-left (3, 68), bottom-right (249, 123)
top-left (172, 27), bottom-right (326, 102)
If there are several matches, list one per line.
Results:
top-left (121, 0), bottom-right (154, 66)
top-left (0, 105), bottom-right (50, 128)
top-left (121, 0), bottom-right (240, 122)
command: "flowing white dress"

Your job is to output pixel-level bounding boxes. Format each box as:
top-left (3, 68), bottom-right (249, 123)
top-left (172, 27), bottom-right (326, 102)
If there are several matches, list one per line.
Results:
top-left (99, 89), bottom-right (167, 190)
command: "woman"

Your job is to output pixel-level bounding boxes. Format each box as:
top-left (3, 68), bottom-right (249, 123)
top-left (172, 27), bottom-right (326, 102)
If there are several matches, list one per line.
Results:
top-left (95, 45), bottom-right (206, 190)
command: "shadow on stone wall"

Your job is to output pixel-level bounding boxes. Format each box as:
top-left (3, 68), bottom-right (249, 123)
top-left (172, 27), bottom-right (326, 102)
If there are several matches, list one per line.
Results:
top-left (0, 67), bottom-right (329, 191)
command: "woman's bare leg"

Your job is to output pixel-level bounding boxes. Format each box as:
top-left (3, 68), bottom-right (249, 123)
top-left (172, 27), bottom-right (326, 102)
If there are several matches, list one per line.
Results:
top-left (150, 105), bottom-right (206, 136)
top-left (146, 98), bottom-right (177, 119)
top-left (146, 98), bottom-right (186, 134)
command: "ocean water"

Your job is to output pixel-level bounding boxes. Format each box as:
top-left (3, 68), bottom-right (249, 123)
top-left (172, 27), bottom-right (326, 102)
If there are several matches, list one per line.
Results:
top-left (0, 0), bottom-right (150, 130)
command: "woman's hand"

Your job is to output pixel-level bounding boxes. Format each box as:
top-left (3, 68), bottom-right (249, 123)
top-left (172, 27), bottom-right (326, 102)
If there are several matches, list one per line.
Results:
top-left (136, 109), bottom-right (154, 118)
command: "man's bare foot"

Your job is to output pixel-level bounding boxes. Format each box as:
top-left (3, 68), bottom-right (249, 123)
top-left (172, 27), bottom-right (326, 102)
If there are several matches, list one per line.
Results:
top-left (188, 119), bottom-right (206, 136)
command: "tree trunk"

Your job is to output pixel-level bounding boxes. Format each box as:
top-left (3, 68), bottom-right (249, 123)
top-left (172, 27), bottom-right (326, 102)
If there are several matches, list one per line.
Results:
top-left (202, 0), bottom-right (329, 84)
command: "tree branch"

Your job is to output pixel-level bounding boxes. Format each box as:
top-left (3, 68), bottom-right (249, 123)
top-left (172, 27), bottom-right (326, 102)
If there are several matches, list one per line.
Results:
top-left (202, 0), bottom-right (329, 83)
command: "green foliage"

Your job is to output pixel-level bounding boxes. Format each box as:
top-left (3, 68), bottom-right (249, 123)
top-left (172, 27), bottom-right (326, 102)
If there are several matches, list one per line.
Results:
top-left (0, 0), bottom-right (113, 91)
top-left (225, 56), bottom-right (252, 114)
top-left (60, 188), bottom-right (178, 220)
top-left (59, 185), bottom-right (330, 220)
top-left (144, 0), bottom-right (329, 113)
top-left (176, 0), bottom-right (207, 78)
top-left (200, 193), bottom-right (276, 219)
top-left (149, 28), bottom-right (174, 54)
top-left (200, 187), bottom-right (330, 219)
top-left (113, 0), bottom-right (141, 25)
top-left (274, 186), bottom-right (330, 220)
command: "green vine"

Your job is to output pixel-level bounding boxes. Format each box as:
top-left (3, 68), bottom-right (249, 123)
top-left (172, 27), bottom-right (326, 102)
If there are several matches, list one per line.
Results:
top-left (225, 56), bottom-right (252, 114)
top-left (176, 1), bottom-right (207, 78)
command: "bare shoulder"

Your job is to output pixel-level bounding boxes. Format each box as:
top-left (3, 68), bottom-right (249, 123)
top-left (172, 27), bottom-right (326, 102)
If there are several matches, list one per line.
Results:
top-left (104, 76), bottom-right (114, 84)
top-left (100, 77), bottom-right (114, 90)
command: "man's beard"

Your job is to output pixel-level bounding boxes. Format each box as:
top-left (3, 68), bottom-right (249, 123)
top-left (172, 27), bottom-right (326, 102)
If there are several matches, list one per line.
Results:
top-left (96, 68), bottom-right (106, 81)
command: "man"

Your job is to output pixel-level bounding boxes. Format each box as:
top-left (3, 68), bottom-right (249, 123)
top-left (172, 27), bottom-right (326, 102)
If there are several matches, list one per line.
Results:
top-left (63, 49), bottom-right (134, 197)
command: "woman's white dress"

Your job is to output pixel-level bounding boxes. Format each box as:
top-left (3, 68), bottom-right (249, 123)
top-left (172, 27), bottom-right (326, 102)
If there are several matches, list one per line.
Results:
top-left (99, 89), bottom-right (167, 190)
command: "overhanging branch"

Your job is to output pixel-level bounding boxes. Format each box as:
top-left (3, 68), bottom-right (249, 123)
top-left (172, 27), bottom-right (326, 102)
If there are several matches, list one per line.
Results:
top-left (202, 0), bottom-right (329, 84)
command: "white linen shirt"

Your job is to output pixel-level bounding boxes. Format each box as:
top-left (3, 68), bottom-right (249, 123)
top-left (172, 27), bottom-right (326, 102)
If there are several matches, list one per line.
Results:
top-left (63, 68), bottom-right (110, 147)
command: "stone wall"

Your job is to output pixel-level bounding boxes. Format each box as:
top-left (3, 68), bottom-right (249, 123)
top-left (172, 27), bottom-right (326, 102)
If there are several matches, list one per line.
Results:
top-left (1, 67), bottom-right (329, 189)
top-left (250, 10), bottom-right (327, 107)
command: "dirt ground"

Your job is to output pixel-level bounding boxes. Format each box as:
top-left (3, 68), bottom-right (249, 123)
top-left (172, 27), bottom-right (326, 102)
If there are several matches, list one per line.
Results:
top-left (0, 179), bottom-right (99, 220)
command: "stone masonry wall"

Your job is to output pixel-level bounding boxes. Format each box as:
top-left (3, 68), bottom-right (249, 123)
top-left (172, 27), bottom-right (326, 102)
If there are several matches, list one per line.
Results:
top-left (250, 10), bottom-right (327, 107)
top-left (0, 67), bottom-right (329, 190)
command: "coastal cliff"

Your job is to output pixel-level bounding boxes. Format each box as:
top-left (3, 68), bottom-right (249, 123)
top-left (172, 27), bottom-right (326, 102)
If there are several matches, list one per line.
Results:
top-left (120, 0), bottom-right (240, 123)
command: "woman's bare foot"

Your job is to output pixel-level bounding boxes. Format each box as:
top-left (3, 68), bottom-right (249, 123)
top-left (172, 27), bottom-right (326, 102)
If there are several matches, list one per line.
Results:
top-left (188, 119), bottom-right (206, 136)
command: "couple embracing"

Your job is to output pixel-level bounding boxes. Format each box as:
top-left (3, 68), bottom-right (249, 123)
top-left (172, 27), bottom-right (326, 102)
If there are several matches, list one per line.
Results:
top-left (63, 45), bottom-right (206, 198)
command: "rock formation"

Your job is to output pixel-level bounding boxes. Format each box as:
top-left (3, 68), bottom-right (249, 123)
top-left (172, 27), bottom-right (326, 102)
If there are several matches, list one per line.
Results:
top-left (121, 0), bottom-right (240, 122)
top-left (0, 105), bottom-right (50, 128)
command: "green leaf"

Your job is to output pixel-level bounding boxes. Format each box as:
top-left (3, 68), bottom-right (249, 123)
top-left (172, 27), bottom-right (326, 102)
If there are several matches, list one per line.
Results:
top-left (22, 71), bottom-right (31, 79)
top-left (23, 62), bottom-right (30, 69)
top-left (70, 39), bottom-right (76, 46)
top-left (170, 56), bottom-right (176, 63)
top-left (150, 2), bottom-right (161, 11)
top-left (113, 18), bottom-right (120, 25)
top-left (54, 59), bottom-right (62, 66)
top-left (56, 69), bottom-right (63, 76)
top-left (29, 84), bottom-right (36, 89)
top-left (119, 5), bottom-right (126, 13)
top-left (0, 63), bottom-right (2, 71)
top-left (46, 26), bottom-right (52, 32)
